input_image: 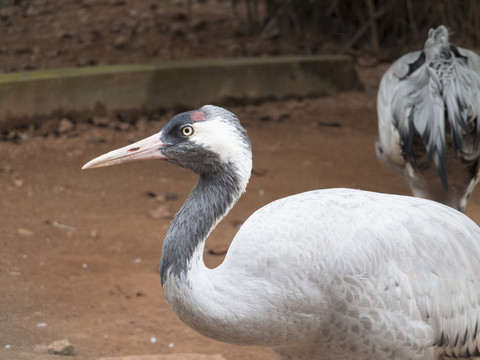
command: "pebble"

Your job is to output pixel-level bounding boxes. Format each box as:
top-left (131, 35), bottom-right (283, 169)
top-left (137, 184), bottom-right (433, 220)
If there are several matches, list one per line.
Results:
top-left (146, 191), bottom-right (178, 202)
top-left (37, 118), bottom-right (59, 136)
top-left (115, 121), bottom-right (130, 131)
top-left (46, 221), bottom-right (76, 232)
top-left (36, 322), bottom-right (47, 328)
top-left (13, 178), bottom-right (25, 187)
top-left (5, 344), bottom-right (11, 349)
top-left (57, 118), bottom-right (74, 134)
top-left (91, 116), bottom-right (110, 127)
top-left (47, 339), bottom-right (75, 356)
top-left (148, 205), bottom-right (172, 219)
top-left (17, 228), bottom-right (34, 237)
top-left (150, 336), bottom-right (157, 344)
top-left (16, 132), bottom-right (29, 142)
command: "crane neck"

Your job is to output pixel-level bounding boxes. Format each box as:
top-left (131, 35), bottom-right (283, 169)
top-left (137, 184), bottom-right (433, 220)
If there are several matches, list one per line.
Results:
top-left (159, 162), bottom-right (248, 285)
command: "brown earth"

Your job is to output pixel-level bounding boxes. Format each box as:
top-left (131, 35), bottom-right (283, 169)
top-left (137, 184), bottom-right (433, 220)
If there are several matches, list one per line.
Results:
top-left (3, 66), bottom-right (480, 360)
top-left (2, 1), bottom-right (480, 360)
top-left (0, 0), bottom-right (359, 75)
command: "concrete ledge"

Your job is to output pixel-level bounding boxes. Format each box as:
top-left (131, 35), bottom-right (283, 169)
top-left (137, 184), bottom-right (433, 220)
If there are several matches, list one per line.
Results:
top-left (99, 354), bottom-right (225, 360)
top-left (0, 55), bottom-right (362, 129)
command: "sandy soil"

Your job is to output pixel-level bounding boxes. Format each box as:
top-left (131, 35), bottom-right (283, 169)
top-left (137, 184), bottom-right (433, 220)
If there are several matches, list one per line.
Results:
top-left (3, 65), bottom-right (480, 360)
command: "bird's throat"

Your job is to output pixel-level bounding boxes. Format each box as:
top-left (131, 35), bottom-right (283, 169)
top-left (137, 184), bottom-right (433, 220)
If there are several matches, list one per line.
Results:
top-left (159, 167), bottom-right (244, 285)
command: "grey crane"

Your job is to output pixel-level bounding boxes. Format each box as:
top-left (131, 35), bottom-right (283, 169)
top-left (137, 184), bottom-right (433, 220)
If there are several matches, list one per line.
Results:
top-left (376, 25), bottom-right (480, 212)
top-left (84, 105), bottom-right (480, 359)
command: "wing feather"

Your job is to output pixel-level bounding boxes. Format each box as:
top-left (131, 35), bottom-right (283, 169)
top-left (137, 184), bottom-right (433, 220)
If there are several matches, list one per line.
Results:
top-left (226, 188), bottom-right (480, 357)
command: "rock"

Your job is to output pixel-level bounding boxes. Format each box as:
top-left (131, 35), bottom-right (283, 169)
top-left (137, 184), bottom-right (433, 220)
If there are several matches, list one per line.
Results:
top-left (38, 118), bottom-right (59, 136)
top-left (85, 129), bottom-right (107, 143)
top-left (148, 205), bottom-right (172, 219)
top-left (13, 178), bottom-right (25, 187)
top-left (3, 131), bottom-right (15, 141)
top-left (259, 108), bottom-right (288, 122)
top-left (45, 220), bottom-right (76, 232)
top-left (91, 116), bottom-right (110, 127)
top-left (115, 121), bottom-right (130, 131)
top-left (146, 191), bottom-right (178, 202)
top-left (17, 228), bottom-right (34, 237)
top-left (16, 132), bottom-right (29, 142)
top-left (57, 118), bottom-right (74, 134)
top-left (47, 339), bottom-right (75, 356)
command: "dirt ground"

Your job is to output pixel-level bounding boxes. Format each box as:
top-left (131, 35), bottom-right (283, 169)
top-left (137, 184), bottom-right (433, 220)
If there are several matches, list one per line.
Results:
top-left (0, 0), bottom-right (378, 75)
top-left (2, 1), bottom-right (480, 360)
top-left (3, 65), bottom-right (480, 360)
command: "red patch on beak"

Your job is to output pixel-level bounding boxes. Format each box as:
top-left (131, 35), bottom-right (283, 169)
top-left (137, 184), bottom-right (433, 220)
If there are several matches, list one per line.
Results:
top-left (191, 111), bottom-right (206, 122)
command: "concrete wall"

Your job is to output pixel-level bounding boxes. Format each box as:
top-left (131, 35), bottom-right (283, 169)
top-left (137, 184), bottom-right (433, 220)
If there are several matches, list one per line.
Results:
top-left (0, 55), bottom-right (362, 129)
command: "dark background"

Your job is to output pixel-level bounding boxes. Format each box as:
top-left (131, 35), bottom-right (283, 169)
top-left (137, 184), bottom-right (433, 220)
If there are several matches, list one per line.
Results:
top-left (0, 0), bottom-right (477, 73)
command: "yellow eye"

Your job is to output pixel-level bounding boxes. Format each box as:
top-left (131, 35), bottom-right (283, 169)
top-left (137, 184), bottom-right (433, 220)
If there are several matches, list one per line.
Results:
top-left (181, 125), bottom-right (195, 137)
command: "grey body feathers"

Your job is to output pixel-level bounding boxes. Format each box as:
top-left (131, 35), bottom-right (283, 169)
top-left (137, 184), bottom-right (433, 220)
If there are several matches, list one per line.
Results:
top-left (376, 25), bottom-right (480, 211)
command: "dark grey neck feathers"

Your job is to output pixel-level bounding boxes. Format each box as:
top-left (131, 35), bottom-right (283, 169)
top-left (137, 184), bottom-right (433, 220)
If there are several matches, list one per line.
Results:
top-left (160, 162), bottom-right (243, 285)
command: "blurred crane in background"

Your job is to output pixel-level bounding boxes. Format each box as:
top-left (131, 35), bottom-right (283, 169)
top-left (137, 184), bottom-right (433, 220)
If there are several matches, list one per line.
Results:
top-left (376, 25), bottom-right (480, 212)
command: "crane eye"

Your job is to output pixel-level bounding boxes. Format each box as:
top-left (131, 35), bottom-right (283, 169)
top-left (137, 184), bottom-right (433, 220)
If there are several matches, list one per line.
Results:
top-left (181, 125), bottom-right (195, 137)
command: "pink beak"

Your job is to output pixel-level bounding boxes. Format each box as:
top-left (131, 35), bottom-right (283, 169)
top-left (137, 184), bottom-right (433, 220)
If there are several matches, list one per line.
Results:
top-left (82, 132), bottom-right (168, 169)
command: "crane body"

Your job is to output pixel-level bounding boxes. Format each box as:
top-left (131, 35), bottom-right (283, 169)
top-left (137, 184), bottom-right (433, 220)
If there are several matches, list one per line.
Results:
top-left (84, 105), bottom-right (480, 359)
top-left (376, 25), bottom-right (480, 211)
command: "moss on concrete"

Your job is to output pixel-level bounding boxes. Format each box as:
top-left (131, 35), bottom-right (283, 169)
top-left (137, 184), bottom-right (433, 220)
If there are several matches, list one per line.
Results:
top-left (0, 55), bottom-right (362, 130)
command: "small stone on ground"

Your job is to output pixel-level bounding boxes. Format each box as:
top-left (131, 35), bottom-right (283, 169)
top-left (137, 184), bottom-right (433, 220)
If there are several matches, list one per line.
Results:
top-left (47, 339), bottom-right (75, 356)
